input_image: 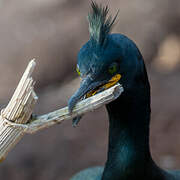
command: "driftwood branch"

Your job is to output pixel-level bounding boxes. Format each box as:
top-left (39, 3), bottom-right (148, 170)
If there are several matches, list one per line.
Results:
top-left (0, 59), bottom-right (37, 162)
top-left (0, 60), bottom-right (124, 161)
top-left (6, 83), bottom-right (123, 134)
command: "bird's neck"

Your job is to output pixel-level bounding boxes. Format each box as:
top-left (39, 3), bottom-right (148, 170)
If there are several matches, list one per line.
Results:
top-left (102, 79), bottom-right (152, 179)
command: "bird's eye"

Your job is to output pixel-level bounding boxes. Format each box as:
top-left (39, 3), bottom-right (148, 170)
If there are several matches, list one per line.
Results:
top-left (76, 66), bottom-right (81, 76)
top-left (108, 63), bottom-right (118, 75)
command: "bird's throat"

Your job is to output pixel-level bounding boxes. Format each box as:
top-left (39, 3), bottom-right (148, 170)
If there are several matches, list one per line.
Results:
top-left (102, 83), bottom-right (152, 180)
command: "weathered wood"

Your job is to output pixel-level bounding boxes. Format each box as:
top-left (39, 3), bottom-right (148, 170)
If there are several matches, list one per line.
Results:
top-left (0, 60), bottom-right (37, 161)
top-left (6, 83), bottom-right (123, 134)
top-left (0, 59), bottom-right (124, 162)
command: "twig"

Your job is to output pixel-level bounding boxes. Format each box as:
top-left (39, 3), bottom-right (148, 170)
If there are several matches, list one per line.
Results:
top-left (6, 83), bottom-right (123, 134)
top-left (0, 59), bottom-right (124, 161)
top-left (0, 59), bottom-right (37, 161)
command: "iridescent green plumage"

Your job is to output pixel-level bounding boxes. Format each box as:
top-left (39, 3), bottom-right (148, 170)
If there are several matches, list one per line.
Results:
top-left (69, 2), bottom-right (180, 180)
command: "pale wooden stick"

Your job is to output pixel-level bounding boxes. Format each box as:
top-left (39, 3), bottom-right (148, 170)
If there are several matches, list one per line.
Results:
top-left (5, 83), bottom-right (123, 134)
top-left (0, 59), bottom-right (124, 162)
top-left (0, 59), bottom-right (38, 162)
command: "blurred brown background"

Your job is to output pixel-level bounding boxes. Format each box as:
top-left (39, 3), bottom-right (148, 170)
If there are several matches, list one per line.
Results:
top-left (0, 0), bottom-right (180, 179)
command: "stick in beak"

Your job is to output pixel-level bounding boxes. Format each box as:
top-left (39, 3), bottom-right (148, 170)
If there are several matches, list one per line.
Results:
top-left (68, 74), bottom-right (121, 127)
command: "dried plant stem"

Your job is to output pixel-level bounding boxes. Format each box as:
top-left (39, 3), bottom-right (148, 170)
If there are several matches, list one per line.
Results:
top-left (0, 59), bottom-right (37, 162)
top-left (0, 59), bottom-right (124, 162)
top-left (7, 83), bottom-right (123, 134)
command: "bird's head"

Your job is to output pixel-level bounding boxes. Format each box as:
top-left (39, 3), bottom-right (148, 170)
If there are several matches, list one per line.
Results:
top-left (68, 2), bottom-right (147, 113)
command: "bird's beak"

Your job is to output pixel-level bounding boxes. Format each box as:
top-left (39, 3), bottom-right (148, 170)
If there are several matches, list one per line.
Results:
top-left (68, 74), bottom-right (121, 113)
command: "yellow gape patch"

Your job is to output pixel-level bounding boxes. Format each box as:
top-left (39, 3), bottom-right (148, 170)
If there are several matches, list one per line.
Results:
top-left (86, 74), bottom-right (121, 98)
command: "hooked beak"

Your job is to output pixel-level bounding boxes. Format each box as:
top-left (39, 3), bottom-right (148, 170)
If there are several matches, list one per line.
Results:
top-left (68, 74), bottom-right (121, 113)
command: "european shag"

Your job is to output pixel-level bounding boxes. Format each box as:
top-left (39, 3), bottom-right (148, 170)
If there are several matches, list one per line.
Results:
top-left (68, 2), bottom-right (180, 180)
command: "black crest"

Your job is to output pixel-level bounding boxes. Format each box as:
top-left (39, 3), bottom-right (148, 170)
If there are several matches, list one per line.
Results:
top-left (88, 1), bottom-right (118, 46)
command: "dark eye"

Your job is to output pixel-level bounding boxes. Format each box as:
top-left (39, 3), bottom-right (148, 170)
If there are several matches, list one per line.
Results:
top-left (108, 62), bottom-right (118, 75)
top-left (76, 65), bottom-right (81, 76)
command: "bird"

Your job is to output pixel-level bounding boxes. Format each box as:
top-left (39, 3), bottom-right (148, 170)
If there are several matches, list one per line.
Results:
top-left (68, 1), bottom-right (180, 180)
